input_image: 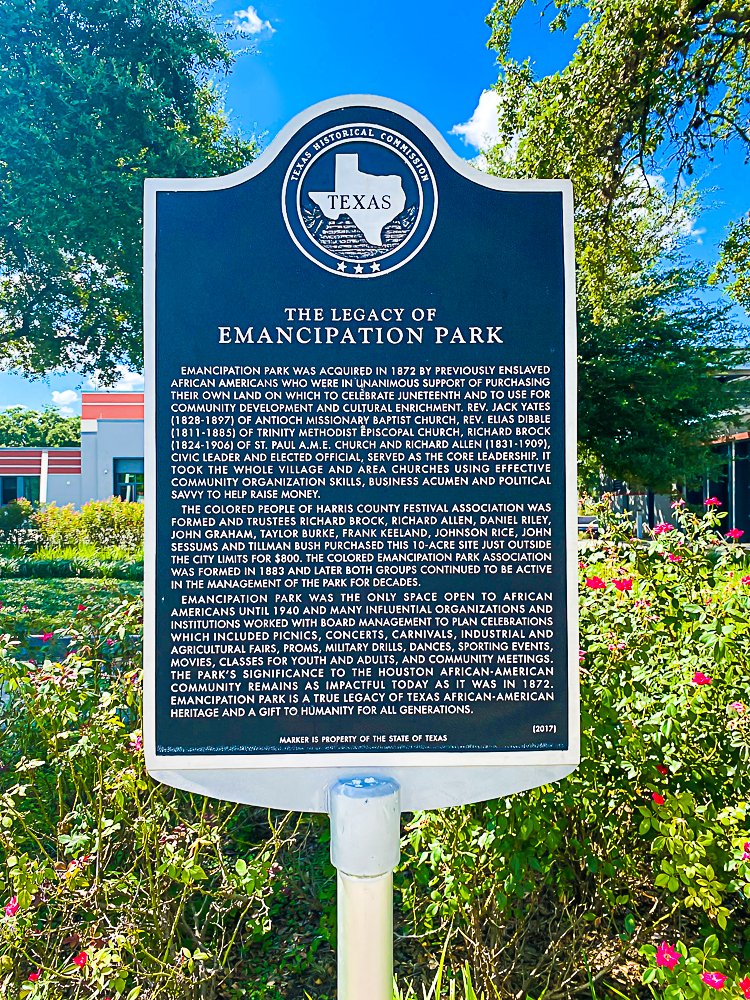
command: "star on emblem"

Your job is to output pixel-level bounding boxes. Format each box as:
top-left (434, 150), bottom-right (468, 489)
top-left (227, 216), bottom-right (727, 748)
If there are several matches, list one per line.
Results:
top-left (336, 261), bottom-right (346, 272)
top-left (371, 262), bottom-right (381, 272)
top-left (354, 263), bottom-right (364, 274)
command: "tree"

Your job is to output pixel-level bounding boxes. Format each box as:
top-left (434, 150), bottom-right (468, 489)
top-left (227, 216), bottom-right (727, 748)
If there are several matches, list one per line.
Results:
top-left (486, 0), bottom-right (750, 307)
top-left (0, 0), bottom-right (256, 378)
top-left (484, 0), bottom-right (750, 485)
top-left (0, 407), bottom-right (80, 448)
top-left (578, 270), bottom-right (746, 488)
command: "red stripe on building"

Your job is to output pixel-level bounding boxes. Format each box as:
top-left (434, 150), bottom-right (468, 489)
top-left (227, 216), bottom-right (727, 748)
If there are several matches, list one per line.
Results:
top-left (81, 393), bottom-right (144, 403)
top-left (81, 392), bottom-right (144, 421)
top-left (82, 403), bottom-right (144, 420)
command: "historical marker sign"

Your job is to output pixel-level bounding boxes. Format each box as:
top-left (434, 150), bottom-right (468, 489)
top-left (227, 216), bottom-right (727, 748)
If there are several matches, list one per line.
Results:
top-left (144, 97), bottom-right (579, 811)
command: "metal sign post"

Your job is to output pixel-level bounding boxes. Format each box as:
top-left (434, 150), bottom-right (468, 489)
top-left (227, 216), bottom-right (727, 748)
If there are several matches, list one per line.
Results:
top-left (144, 95), bottom-right (579, 995)
top-left (329, 778), bottom-right (401, 1000)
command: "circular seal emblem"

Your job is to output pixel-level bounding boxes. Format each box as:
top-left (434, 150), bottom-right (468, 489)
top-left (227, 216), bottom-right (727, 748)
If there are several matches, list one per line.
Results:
top-left (282, 124), bottom-right (438, 278)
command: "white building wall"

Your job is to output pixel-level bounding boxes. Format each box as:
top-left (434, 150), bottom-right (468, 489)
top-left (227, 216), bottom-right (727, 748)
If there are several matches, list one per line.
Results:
top-left (46, 474), bottom-right (82, 507)
top-left (80, 420), bottom-right (144, 502)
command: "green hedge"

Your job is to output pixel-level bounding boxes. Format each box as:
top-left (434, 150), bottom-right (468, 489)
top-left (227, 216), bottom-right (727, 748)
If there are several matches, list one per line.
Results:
top-left (0, 556), bottom-right (143, 580)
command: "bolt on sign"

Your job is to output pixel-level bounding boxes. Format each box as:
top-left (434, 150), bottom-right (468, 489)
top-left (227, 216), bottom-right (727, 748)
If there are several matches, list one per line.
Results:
top-left (144, 97), bottom-right (579, 811)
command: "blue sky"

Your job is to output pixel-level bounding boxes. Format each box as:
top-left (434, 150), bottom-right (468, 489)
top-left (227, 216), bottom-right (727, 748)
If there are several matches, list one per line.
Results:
top-left (1, 0), bottom-right (747, 414)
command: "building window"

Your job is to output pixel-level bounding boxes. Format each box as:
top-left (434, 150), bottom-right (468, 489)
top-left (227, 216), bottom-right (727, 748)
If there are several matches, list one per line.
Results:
top-left (113, 458), bottom-right (144, 503)
top-left (1, 476), bottom-right (40, 505)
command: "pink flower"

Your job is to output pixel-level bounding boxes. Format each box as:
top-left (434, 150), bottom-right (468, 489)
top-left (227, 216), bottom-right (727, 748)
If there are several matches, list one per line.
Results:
top-left (585, 576), bottom-right (606, 590)
top-left (652, 792), bottom-right (665, 805)
top-left (41, 633), bottom-right (53, 642)
top-left (701, 972), bottom-right (727, 990)
top-left (741, 842), bottom-right (750, 861)
top-left (4, 896), bottom-right (19, 917)
top-left (729, 702), bottom-right (746, 713)
top-left (578, 649), bottom-right (586, 662)
top-left (27, 971), bottom-right (41, 982)
top-left (667, 553), bottom-right (683, 563)
top-left (655, 942), bottom-right (680, 969)
top-left (692, 671), bottom-right (712, 686)
top-left (726, 528), bottom-right (745, 539)
top-left (613, 578), bottom-right (633, 591)
top-left (656, 764), bottom-right (669, 775)
top-left (22, 604), bottom-right (29, 613)
top-left (652, 522), bottom-right (675, 534)
top-left (738, 976), bottom-right (750, 999)
top-left (128, 733), bottom-right (143, 752)
top-left (72, 951), bottom-right (87, 968)
top-left (106, 638), bottom-right (114, 646)
top-left (671, 498), bottom-right (686, 508)
top-left (704, 497), bottom-right (722, 507)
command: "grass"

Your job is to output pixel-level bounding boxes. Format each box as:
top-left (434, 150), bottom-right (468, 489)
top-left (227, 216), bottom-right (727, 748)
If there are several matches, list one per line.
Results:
top-left (0, 543), bottom-right (143, 561)
top-left (0, 577), bottom-right (142, 633)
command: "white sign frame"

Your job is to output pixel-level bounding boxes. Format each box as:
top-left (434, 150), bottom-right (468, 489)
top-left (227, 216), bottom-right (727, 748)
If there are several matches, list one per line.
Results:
top-left (143, 95), bottom-right (579, 812)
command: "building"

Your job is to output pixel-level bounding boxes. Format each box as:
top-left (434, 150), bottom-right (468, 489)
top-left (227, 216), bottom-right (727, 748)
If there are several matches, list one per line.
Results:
top-left (0, 392), bottom-right (144, 507)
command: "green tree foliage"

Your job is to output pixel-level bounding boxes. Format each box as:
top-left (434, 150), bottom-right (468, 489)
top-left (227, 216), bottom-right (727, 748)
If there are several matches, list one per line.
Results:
top-left (486, 0), bottom-right (750, 306)
top-left (0, 407), bottom-right (80, 448)
top-left (484, 0), bottom-right (750, 485)
top-left (713, 214), bottom-right (750, 311)
top-left (579, 271), bottom-right (745, 488)
top-left (0, 0), bottom-right (256, 378)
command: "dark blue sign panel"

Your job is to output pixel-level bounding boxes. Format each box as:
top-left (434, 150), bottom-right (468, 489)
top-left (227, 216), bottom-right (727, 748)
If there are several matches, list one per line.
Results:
top-left (145, 97), bottom-right (578, 792)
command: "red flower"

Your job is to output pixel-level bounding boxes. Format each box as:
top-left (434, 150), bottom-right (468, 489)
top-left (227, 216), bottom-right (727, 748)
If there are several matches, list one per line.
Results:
top-left (738, 976), bottom-right (750, 999)
top-left (655, 942), bottom-right (680, 969)
top-left (741, 841), bottom-right (750, 861)
top-left (28, 971), bottom-right (41, 982)
top-left (4, 896), bottom-right (19, 917)
top-left (41, 633), bottom-right (53, 642)
top-left (651, 792), bottom-right (665, 805)
top-left (656, 764), bottom-right (669, 775)
top-left (701, 972), bottom-right (727, 990)
top-left (77, 604), bottom-right (86, 611)
top-left (72, 951), bottom-right (87, 968)
top-left (613, 578), bottom-right (633, 591)
top-left (726, 528), bottom-right (745, 540)
top-left (652, 522), bottom-right (674, 534)
top-left (743, 575), bottom-right (750, 585)
top-left (585, 576), bottom-right (606, 590)
top-left (704, 497), bottom-right (721, 507)
top-left (692, 671), bottom-right (712, 686)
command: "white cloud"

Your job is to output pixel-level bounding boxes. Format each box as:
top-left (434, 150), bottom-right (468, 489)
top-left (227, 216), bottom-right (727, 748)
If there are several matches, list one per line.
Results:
top-left (51, 389), bottom-right (80, 417)
top-left (451, 91), bottom-right (502, 151)
top-left (86, 366), bottom-right (145, 393)
top-left (232, 6), bottom-right (274, 35)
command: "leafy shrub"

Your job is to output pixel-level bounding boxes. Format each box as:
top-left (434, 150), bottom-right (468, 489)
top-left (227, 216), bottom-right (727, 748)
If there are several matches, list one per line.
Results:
top-left (0, 599), bottom-right (296, 1000)
top-left (399, 498), bottom-right (750, 998)
top-left (32, 503), bottom-right (82, 550)
top-left (0, 500), bottom-right (36, 550)
top-left (33, 499), bottom-right (144, 554)
top-left (0, 557), bottom-right (142, 581)
top-left (78, 497), bottom-right (143, 552)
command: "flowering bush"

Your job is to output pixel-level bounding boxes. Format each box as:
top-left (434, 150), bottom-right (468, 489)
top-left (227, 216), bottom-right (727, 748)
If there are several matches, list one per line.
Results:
top-left (1, 499), bottom-right (749, 999)
top-left (33, 499), bottom-right (143, 553)
top-left (0, 597), bottom-right (298, 1000)
top-left (400, 498), bottom-right (750, 997)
